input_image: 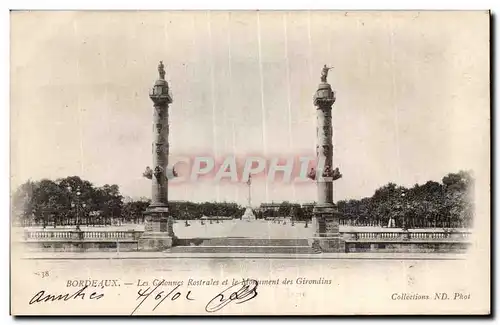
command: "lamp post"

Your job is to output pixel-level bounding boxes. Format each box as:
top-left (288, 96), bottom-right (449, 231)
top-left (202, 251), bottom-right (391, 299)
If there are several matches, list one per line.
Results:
top-left (401, 191), bottom-right (410, 230)
top-left (67, 186), bottom-right (86, 227)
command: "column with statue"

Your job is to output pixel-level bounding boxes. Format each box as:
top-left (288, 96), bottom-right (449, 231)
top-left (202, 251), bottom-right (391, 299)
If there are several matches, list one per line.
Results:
top-left (308, 65), bottom-right (345, 252)
top-left (139, 61), bottom-right (176, 250)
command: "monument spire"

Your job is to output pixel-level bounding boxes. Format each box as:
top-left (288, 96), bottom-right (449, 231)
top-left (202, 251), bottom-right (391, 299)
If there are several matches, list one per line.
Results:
top-left (242, 175), bottom-right (256, 221)
top-left (247, 175), bottom-right (252, 208)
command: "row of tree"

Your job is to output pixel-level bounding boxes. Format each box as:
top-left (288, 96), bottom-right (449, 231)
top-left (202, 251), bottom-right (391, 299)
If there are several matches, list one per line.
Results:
top-left (169, 201), bottom-right (244, 220)
top-left (335, 170), bottom-right (474, 228)
top-left (12, 171), bottom-right (474, 228)
top-left (11, 176), bottom-right (247, 226)
top-left (12, 176), bottom-right (123, 227)
top-left (256, 203), bottom-right (314, 221)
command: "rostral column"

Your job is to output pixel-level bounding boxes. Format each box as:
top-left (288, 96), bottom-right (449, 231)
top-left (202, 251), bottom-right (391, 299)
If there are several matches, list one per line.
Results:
top-left (309, 64), bottom-right (344, 253)
top-left (139, 61), bottom-right (175, 251)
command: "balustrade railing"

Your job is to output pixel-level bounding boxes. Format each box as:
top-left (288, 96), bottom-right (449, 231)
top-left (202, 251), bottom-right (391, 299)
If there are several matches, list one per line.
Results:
top-left (341, 230), bottom-right (470, 242)
top-left (338, 218), bottom-right (468, 229)
top-left (21, 229), bottom-right (144, 241)
top-left (18, 228), bottom-right (470, 243)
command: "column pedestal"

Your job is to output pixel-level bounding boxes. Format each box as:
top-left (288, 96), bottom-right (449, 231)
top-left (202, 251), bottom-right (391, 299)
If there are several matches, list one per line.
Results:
top-left (138, 206), bottom-right (175, 251)
top-left (311, 204), bottom-right (345, 253)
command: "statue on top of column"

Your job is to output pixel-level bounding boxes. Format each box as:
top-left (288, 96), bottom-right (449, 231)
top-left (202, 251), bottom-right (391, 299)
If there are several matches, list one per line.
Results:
top-left (158, 61), bottom-right (166, 80)
top-left (321, 64), bottom-right (333, 83)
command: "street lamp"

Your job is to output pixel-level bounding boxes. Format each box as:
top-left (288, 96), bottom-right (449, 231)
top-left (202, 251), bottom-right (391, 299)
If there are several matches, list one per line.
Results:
top-left (67, 186), bottom-right (84, 226)
top-left (401, 191), bottom-right (409, 230)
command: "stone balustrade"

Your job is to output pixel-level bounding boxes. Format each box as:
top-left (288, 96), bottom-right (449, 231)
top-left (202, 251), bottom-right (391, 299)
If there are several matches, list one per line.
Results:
top-left (17, 228), bottom-right (470, 243)
top-left (15, 227), bottom-right (471, 254)
top-left (341, 230), bottom-right (470, 242)
top-left (21, 229), bottom-right (144, 242)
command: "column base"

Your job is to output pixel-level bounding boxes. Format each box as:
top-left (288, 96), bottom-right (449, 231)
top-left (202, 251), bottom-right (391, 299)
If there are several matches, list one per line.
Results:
top-left (138, 234), bottom-right (174, 251)
top-left (139, 206), bottom-right (176, 251)
top-left (311, 203), bottom-right (345, 253)
top-left (310, 235), bottom-right (346, 253)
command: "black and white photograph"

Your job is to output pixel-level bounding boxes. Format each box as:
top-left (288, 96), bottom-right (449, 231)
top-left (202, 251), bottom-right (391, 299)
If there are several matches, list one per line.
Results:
top-left (9, 10), bottom-right (490, 315)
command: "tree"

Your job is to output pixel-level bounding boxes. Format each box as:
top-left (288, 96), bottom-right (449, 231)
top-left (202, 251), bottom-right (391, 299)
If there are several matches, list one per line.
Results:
top-left (12, 177), bottom-right (125, 227)
top-left (122, 199), bottom-right (150, 223)
top-left (278, 201), bottom-right (292, 218)
top-left (11, 180), bottom-right (36, 226)
top-left (57, 176), bottom-right (96, 225)
top-left (442, 171), bottom-right (474, 228)
top-left (95, 184), bottom-right (123, 225)
top-left (31, 179), bottom-right (68, 227)
top-left (301, 204), bottom-right (314, 221)
top-left (407, 181), bottom-right (444, 228)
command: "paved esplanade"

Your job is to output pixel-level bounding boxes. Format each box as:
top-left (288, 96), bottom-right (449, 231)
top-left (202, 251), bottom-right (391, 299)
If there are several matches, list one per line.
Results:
top-left (175, 220), bottom-right (313, 239)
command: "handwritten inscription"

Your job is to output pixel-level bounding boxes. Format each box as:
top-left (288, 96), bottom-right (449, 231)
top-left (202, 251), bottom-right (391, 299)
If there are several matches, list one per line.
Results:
top-left (205, 279), bottom-right (259, 313)
top-left (27, 277), bottom-right (260, 314)
top-left (29, 285), bottom-right (104, 305)
top-left (131, 278), bottom-right (259, 314)
top-left (131, 280), bottom-right (194, 315)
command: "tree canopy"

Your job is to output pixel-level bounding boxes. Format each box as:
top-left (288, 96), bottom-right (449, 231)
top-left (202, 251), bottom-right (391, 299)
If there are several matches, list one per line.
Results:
top-left (12, 171), bottom-right (474, 228)
top-left (335, 171), bottom-right (474, 228)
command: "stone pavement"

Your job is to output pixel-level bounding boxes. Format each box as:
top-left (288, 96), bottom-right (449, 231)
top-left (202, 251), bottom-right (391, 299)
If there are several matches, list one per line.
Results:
top-left (21, 251), bottom-right (466, 260)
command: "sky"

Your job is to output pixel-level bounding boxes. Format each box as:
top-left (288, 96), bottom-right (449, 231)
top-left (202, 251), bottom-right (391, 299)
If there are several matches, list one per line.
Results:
top-left (10, 11), bottom-right (490, 205)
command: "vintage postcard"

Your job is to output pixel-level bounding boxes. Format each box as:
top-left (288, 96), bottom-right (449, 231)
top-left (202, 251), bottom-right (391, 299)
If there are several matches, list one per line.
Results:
top-left (10, 10), bottom-right (490, 315)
